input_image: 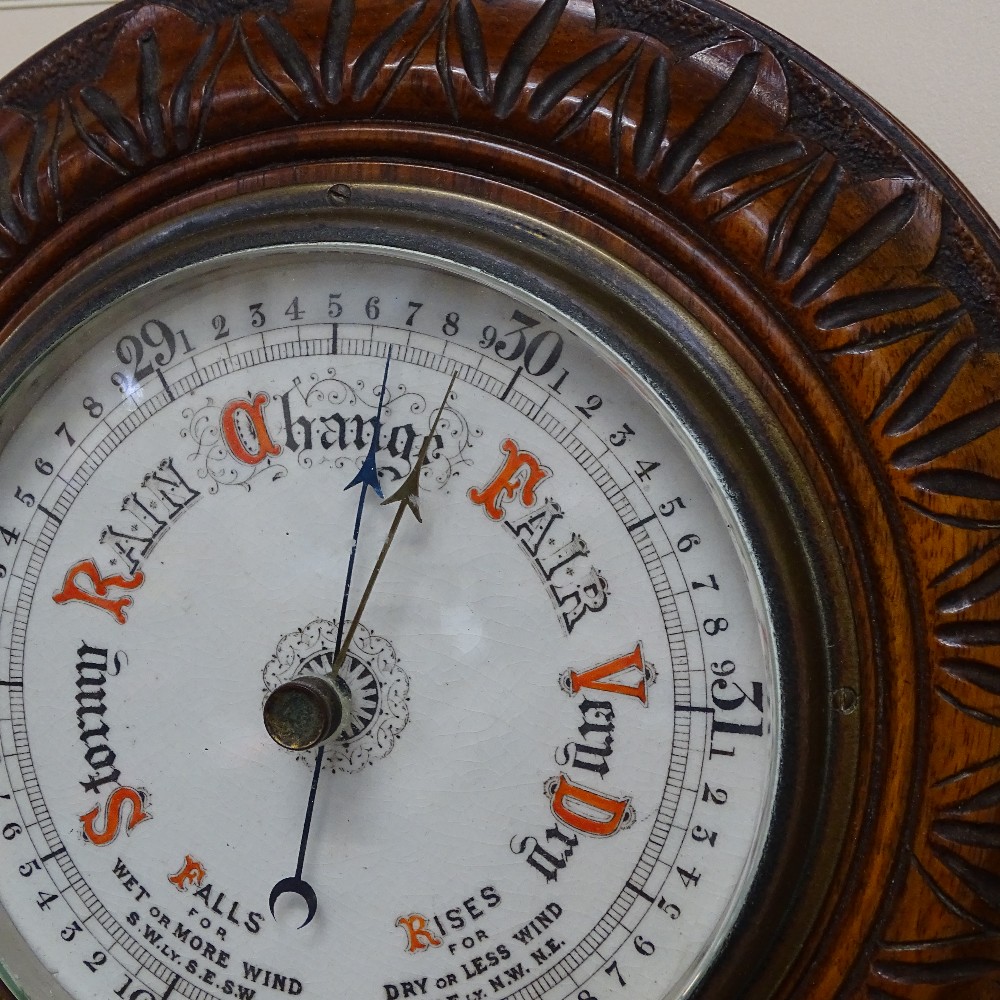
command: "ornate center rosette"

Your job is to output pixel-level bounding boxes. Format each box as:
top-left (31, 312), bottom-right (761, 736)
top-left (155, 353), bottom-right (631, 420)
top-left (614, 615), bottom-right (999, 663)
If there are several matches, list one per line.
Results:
top-left (263, 618), bottom-right (410, 773)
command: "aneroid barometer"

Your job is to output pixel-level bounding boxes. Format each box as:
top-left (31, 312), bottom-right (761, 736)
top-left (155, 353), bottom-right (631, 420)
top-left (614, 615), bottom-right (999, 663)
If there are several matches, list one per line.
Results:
top-left (0, 2), bottom-right (996, 1000)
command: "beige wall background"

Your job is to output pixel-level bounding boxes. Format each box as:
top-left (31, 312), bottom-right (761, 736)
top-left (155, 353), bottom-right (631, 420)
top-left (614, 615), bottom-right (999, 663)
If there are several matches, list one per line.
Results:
top-left (0, 0), bottom-right (996, 223)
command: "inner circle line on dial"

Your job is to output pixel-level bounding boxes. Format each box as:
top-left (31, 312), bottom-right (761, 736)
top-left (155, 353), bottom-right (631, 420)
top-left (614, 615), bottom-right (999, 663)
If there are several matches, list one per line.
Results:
top-left (2, 330), bottom-right (708, 1000)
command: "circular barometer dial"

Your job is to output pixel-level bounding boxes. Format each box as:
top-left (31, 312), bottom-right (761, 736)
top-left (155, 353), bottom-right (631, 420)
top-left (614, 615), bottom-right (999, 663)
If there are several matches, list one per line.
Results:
top-left (0, 3), bottom-right (997, 1000)
top-left (0, 242), bottom-right (776, 1000)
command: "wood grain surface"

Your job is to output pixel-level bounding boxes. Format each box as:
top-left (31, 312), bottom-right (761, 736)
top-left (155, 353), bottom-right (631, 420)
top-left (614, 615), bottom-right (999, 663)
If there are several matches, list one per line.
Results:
top-left (0, 0), bottom-right (996, 997)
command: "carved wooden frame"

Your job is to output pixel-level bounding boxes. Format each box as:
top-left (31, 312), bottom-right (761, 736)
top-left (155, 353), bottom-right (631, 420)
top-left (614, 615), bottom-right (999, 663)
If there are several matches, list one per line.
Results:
top-left (0, 1), bottom-right (998, 998)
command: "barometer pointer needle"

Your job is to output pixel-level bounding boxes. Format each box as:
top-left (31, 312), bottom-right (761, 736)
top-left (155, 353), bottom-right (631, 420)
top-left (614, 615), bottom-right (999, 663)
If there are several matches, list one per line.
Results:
top-left (267, 362), bottom-right (458, 927)
top-left (267, 349), bottom-right (392, 927)
top-left (328, 367), bottom-right (459, 678)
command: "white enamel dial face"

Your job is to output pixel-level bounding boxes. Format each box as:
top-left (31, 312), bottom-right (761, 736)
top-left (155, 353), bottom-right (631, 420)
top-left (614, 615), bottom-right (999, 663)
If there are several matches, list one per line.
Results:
top-left (0, 248), bottom-right (777, 1000)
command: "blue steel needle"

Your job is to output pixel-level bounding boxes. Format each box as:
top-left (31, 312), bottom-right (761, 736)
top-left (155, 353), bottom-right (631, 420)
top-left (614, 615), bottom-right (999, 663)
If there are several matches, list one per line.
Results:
top-left (268, 348), bottom-right (393, 928)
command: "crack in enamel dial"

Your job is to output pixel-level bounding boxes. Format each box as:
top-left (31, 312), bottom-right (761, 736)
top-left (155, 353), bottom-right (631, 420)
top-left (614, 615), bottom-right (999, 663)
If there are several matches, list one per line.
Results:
top-left (0, 247), bottom-right (777, 1000)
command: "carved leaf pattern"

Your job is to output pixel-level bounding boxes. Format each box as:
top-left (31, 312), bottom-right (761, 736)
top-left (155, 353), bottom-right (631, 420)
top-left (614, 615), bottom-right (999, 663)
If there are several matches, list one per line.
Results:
top-left (351, 1), bottom-right (427, 100)
top-left (16, 115), bottom-right (51, 216)
top-left (527, 35), bottom-right (631, 119)
top-left (494, 0), bottom-right (567, 118)
top-left (256, 13), bottom-right (322, 107)
top-left (80, 85), bottom-right (146, 165)
top-left (453, 0), bottom-right (487, 97)
top-left (64, 102), bottom-right (124, 175)
top-left (137, 32), bottom-right (167, 159)
top-left (660, 47), bottom-right (765, 193)
top-left (633, 53), bottom-right (668, 174)
top-left (0, 0), bottom-right (996, 995)
top-left (320, 0), bottom-right (353, 101)
top-left (170, 24), bottom-right (217, 148)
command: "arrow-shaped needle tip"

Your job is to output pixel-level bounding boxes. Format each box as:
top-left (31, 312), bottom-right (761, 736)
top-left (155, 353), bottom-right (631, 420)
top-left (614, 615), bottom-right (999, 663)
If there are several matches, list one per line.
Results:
top-left (345, 450), bottom-right (383, 499)
top-left (381, 477), bottom-right (421, 521)
top-left (380, 369), bottom-right (456, 522)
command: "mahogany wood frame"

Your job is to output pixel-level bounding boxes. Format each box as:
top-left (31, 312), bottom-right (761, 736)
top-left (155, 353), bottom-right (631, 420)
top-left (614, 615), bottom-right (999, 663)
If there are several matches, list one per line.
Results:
top-left (0, 1), bottom-right (997, 998)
